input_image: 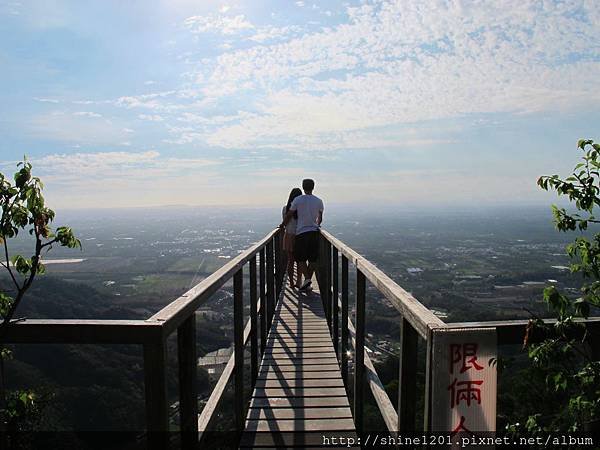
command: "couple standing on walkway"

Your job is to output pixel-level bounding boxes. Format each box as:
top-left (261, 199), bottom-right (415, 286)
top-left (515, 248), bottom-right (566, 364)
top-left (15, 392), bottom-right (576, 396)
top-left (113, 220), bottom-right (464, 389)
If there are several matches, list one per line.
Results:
top-left (280, 178), bottom-right (324, 292)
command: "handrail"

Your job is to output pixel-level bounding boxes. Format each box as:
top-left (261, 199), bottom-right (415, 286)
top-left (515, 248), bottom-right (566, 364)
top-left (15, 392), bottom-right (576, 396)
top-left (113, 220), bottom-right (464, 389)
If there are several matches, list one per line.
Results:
top-left (2, 227), bottom-right (285, 450)
top-left (321, 229), bottom-right (445, 338)
top-left (6, 225), bottom-right (600, 447)
top-left (150, 228), bottom-right (280, 335)
top-left (319, 229), bottom-right (600, 435)
top-left (2, 319), bottom-right (160, 344)
top-left (197, 302), bottom-right (254, 433)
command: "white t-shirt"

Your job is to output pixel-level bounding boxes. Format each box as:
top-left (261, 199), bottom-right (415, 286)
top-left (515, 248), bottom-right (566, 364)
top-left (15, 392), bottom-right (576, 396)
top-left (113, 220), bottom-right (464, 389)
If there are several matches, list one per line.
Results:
top-left (282, 205), bottom-right (298, 235)
top-left (290, 194), bottom-right (324, 235)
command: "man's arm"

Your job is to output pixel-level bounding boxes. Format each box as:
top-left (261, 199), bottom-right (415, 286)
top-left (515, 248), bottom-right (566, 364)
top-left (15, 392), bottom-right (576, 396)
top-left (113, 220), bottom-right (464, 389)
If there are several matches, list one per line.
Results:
top-left (317, 210), bottom-right (323, 226)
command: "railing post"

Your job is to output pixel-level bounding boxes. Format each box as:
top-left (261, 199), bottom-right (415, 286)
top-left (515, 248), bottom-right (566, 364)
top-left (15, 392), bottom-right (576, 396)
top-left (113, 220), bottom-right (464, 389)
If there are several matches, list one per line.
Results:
top-left (326, 240), bottom-right (332, 330)
top-left (144, 338), bottom-right (169, 450)
top-left (233, 268), bottom-right (244, 432)
top-left (266, 240), bottom-right (275, 328)
top-left (260, 247), bottom-right (267, 353)
top-left (424, 327), bottom-right (434, 432)
top-left (250, 255), bottom-right (258, 386)
top-left (274, 231), bottom-right (282, 296)
top-left (332, 246), bottom-right (339, 356)
top-left (178, 315), bottom-right (198, 449)
top-left (341, 255), bottom-right (349, 387)
top-left (398, 318), bottom-right (418, 431)
top-left (318, 235), bottom-right (331, 324)
top-left (354, 268), bottom-right (366, 433)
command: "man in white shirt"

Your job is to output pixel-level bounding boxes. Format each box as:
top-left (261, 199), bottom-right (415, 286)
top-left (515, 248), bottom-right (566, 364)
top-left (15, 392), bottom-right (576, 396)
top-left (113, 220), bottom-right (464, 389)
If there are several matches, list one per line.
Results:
top-left (280, 179), bottom-right (324, 290)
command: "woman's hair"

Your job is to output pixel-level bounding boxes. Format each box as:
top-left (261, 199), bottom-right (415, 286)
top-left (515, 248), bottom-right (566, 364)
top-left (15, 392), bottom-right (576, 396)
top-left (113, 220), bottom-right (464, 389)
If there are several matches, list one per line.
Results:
top-left (286, 188), bottom-right (302, 218)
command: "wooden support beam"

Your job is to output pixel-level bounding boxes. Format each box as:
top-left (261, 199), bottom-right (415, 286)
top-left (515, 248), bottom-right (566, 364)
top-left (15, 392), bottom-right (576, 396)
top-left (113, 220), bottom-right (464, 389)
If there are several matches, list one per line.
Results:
top-left (326, 240), bottom-right (332, 331)
top-left (341, 255), bottom-right (349, 387)
top-left (234, 268), bottom-right (244, 432)
top-left (259, 248), bottom-right (266, 354)
top-left (398, 317), bottom-right (418, 431)
top-left (266, 240), bottom-right (275, 329)
top-left (178, 316), bottom-right (198, 449)
top-left (354, 269), bottom-right (366, 433)
top-left (332, 246), bottom-right (339, 356)
top-left (2, 319), bottom-right (159, 344)
top-left (250, 255), bottom-right (258, 386)
top-left (144, 339), bottom-right (169, 449)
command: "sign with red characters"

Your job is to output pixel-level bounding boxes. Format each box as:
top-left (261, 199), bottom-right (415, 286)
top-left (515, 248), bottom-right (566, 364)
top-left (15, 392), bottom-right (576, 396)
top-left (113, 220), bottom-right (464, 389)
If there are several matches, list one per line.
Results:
top-left (430, 328), bottom-right (497, 434)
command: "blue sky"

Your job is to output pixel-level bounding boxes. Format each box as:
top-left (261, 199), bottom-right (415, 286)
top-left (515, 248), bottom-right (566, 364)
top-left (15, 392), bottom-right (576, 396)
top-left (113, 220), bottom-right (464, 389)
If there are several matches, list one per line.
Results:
top-left (0, 0), bottom-right (599, 209)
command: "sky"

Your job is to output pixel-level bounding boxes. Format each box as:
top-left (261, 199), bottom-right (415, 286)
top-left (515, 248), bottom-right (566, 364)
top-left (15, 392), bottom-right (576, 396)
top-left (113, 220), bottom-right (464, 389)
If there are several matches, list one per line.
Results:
top-left (0, 0), bottom-right (599, 209)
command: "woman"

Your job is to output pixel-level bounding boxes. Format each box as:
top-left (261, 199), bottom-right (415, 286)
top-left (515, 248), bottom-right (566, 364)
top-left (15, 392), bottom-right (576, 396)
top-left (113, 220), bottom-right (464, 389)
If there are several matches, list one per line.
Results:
top-left (282, 188), bottom-right (302, 287)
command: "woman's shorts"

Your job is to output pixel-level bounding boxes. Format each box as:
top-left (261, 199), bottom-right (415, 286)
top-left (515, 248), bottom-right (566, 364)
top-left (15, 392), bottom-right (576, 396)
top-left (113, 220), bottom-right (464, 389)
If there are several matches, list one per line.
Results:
top-left (283, 232), bottom-right (295, 252)
top-left (294, 231), bottom-right (319, 263)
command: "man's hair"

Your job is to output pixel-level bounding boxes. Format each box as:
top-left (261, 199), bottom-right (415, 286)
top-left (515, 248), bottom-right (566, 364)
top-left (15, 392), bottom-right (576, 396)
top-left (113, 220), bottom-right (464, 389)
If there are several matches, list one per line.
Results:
top-left (302, 178), bottom-right (315, 191)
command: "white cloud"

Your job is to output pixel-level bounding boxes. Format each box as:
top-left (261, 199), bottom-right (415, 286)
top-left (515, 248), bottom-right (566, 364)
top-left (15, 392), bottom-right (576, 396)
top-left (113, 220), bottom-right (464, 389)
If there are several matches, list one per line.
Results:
top-left (176, 0), bottom-right (600, 150)
top-left (28, 111), bottom-right (128, 144)
top-left (247, 25), bottom-right (302, 43)
top-left (27, 150), bottom-right (223, 208)
top-left (184, 13), bottom-right (254, 35)
top-left (33, 150), bottom-right (219, 180)
top-left (33, 97), bottom-right (59, 103)
top-left (138, 114), bottom-right (165, 122)
top-left (73, 111), bottom-right (102, 118)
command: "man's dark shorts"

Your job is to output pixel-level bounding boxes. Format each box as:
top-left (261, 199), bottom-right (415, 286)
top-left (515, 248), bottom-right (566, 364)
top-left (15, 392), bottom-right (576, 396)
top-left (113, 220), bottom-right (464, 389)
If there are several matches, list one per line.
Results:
top-left (294, 231), bottom-right (319, 263)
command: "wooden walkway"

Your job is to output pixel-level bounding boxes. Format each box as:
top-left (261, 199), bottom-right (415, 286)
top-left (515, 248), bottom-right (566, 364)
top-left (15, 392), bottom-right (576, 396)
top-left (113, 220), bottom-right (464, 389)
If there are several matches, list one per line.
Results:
top-left (240, 282), bottom-right (356, 448)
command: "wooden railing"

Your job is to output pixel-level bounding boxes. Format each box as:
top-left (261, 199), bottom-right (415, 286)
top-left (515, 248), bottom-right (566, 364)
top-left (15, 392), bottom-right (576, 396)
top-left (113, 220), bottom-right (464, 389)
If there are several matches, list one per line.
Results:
top-left (3, 228), bottom-right (286, 450)
top-left (318, 230), bottom-right (600, 434)
top-left (5, 226), bottom-right (600, 448)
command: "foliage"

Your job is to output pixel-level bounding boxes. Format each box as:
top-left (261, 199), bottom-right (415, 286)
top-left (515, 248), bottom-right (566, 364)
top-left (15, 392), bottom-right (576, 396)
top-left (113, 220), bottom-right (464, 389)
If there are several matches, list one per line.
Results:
top-left (0, 158), bottom-right (80, 444)
top-left (0, 158), bottom-right (81, 327)
top-left (509, 139), bottom-right (600, 433)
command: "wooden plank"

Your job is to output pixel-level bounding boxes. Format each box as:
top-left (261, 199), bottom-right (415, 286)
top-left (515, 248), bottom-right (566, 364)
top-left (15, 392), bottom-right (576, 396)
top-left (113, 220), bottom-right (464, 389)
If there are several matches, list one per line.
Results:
top-left (246, 407), bottom-right (352, 420)
top-left (259, 364), bottom-right (341, 373)
top-left (268, 335), bottom-right (331, 341)
top-left (257, 371), bottom-right (342, 380)
top-left (245, 418), bottom-right (355, 432)
top-left (254, 378), bottom-right (345, 388)
top-left (263, 350), bottom-right (336, 357)
top-left (249, 397), bottom-right (350, 408)
top-left (244, 279), bottom-right (356, 441)
top-left (264, 344), bottom-right (333, 350)
top-left (150, 228), bottom-right (278, 334)
top-left (266, 337), bottom-right (331, 343)
top-left (450, 318), bottom-right (600, 345)
top-left (2, 319), bottom-right (160, 344)
top-left (268, 331), bottom-right (328, 337)
top-left (260, 356), bottom-right (339, 365)
top-left (253, 387), bottom-right (348, 397)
